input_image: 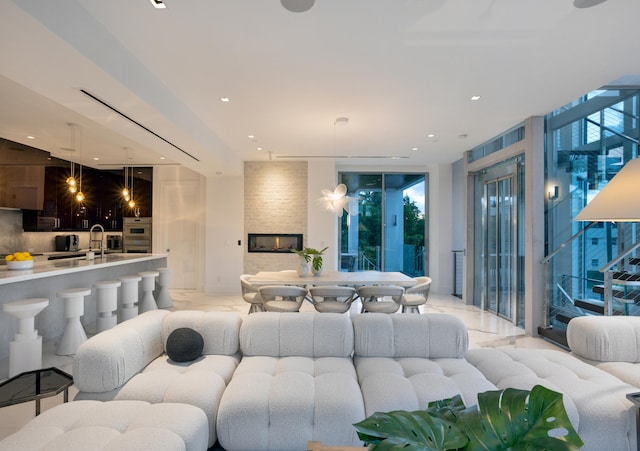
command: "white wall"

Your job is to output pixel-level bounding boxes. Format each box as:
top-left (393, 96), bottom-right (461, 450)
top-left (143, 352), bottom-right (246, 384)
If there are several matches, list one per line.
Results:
top-left (153, 165), bottom-right (206, 291)
top-left (153, 161), bottom-right (454, 295)
top-left (205, 174), bottom-right (244, 294)
top-left (307, 160), bottom-right (338, 270)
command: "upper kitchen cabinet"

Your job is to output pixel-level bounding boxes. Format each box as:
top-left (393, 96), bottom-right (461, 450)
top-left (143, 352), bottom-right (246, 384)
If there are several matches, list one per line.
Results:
top-left (1, 137), bottom-right (153, 231)
top-left (0, 140), bottom-right (47, 210)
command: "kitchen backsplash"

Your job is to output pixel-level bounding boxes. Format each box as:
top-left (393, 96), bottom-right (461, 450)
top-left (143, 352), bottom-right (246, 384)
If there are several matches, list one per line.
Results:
top-left (0, 209), bottom-right (121, 254)
top-left (0, 209), bottom-right (25, 255)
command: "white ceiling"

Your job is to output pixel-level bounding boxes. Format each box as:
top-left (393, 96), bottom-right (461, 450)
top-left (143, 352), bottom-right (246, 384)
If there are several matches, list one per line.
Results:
top-left (1, 0), bottom-right (639, 176)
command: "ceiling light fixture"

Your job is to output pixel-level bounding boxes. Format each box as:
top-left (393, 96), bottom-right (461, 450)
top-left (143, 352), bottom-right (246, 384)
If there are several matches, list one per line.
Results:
top-left (149, 0), bottom-right (167, 9)
top-left (573, 0), bottom-right (608, 8)
top-left (26, 136), bottom-right (35, 140)
top-left (427, 134), bottom-right (435, 138)
top-left (220, 97), bottom-right (230, 102)
top-left (470, 95), bottom-right (481, 101)
top-left (281, 0), bottom-right (315, 13)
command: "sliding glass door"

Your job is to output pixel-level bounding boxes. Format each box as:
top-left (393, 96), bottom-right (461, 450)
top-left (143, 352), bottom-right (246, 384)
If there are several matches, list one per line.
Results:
top-left (338, 172), bottom-right (427, 276)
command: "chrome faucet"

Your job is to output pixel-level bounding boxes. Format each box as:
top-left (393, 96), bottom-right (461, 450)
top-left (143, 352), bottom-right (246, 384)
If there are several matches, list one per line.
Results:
top-left (89, 224), bottom-right (105, 259)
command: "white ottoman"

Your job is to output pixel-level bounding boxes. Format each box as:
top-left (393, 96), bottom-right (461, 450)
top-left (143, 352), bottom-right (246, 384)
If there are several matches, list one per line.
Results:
top-left (0, 400), bottom-right (209, 451)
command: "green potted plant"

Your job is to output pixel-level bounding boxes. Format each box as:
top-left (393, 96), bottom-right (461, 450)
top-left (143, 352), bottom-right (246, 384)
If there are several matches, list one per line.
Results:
top-left (292, 247), bottom-right (328, 276)
top-left (353, 384), bottom-right (583, 451)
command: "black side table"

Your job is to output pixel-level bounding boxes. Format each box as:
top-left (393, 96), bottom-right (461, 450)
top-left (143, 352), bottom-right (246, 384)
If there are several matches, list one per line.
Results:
top-left (0, 367), bottom-right (74, 416)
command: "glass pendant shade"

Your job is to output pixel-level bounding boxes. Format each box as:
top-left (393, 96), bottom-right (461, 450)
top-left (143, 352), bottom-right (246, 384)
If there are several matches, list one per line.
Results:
top-left (76, 191), bottom-right (85, 202)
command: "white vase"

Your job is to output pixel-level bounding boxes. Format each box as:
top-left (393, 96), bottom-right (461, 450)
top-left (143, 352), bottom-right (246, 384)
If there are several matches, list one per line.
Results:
top-left (312, 266), bottom-right (323, 276)
top-left (297, 257), bottom-right (309, 277)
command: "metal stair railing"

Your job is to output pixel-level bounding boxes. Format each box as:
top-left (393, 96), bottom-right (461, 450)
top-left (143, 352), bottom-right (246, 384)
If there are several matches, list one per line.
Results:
top-left (541, 222), bottom-right (597, 328)
top-left (598, 237), bottom-right (640, 316)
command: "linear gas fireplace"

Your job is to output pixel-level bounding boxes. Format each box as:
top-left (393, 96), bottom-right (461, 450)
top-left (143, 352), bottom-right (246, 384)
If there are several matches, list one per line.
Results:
top-left (248, 233), bottom-right (303, 253)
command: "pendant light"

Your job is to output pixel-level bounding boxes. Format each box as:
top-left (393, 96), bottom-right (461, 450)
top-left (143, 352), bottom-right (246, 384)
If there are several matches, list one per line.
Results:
top-left (122, 148), bottom-right (130, 201)
top-left (75, 125), bottom-right (85, 203)
top-left (66, 124), bottom-right (77, 194)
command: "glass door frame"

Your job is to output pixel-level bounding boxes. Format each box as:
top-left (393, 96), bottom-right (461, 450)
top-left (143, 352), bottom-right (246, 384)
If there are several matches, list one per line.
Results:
top-left (338, 172), bottom-right (428, 276)
top-left (474, 158), bottom-right (523, 325)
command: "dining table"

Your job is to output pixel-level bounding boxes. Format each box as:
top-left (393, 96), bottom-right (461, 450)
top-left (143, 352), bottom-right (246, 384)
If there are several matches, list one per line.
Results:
top-left (248, 270), bottom-right (416, 288)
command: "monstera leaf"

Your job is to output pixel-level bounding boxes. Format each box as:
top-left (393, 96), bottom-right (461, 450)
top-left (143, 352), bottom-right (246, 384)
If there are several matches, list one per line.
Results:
top-left (353, 385), bottom-right (583, 451)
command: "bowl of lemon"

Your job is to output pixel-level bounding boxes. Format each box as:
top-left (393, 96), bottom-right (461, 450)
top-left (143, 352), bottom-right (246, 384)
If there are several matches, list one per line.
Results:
top-left (5, 252), bottom-right (34, 270)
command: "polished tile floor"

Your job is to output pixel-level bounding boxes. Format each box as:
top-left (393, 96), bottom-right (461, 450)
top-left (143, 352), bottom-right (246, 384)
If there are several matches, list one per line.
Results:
top-left (0, 290), bottom-right (563, 442)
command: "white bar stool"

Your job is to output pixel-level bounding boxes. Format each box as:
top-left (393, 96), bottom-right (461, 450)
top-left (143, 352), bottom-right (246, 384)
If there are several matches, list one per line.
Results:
top-left (56, 288), bottom-right (91, 356)
top-left (94, 280), bottom-right (121, 332)
top-left (3, 298), bottom-right (49, 377)
top-left (138, 270), bottom-right (160, 313)
top-left (155, 267), bottom-right (173, 309)
top-left (119, 275), bottom-right (141, 321)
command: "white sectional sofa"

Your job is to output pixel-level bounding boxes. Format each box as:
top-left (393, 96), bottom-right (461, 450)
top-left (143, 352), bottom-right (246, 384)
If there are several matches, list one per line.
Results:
top-left (0, 400), bottom-right (209, 451)
top-left (352, 313), bottom-right (497, 414)
top-left (73, 309), bottom-right (243, 448)
top-left (465, 347), bottom-right (637, 451)
top-left (216, 312), bottom-right (365, 450)
top-left (567, 315), bottom-right (640, 388)
top-left (4, 310), bottom-right (640, 451)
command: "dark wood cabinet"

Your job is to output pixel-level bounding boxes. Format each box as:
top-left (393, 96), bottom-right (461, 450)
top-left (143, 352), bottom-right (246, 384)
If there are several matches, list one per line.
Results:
top-left (1, 138), bottom-right (153, 232)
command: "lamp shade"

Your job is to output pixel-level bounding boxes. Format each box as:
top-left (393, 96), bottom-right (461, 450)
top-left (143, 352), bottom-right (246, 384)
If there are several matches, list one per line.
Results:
top-left (575, 158), bottom-right (640, 222)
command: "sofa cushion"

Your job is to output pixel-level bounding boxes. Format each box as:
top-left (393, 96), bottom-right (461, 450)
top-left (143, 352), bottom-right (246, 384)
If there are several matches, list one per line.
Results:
top-left (161, 310), bottom-right (242, 356)
top-left (567, 315), bottom-right (640, 363)
top-left (0, 400), bottom-right (208, 451)
top-left (73, 310), bottom-right (169, 393)
top-left (216, 355), bottom-right (364, 450)
top-left (73, 310), bottom-right (243, 448)
top-left (217, 312), bottom-right (364, 450)
top-left (352, 313), bottom-right (468, 358)
top-left (166, 327), bottom-right (204, 362)
top-left (466, 347), bottom-right (637, 451)
top-left (240, 312), bottom-right (353, 357)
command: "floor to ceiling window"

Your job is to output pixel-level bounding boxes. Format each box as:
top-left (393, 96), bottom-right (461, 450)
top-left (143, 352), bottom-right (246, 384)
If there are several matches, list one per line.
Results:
top-left (544, 88), bottom-right (640, 334)
top-left (338, 172), bottom-right (427, 276)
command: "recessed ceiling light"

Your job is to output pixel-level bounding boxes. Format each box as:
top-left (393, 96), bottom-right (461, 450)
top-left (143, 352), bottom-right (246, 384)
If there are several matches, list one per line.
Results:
top-left (427, 134), bottom-right (435, 138)
top-left (160, 156), bottom-right (166, 160)
top-left (281, 0), bottom-right (315, 13)
top-left (26, 135), bottom-right (35, 140)
top-left (149, 0), bottom-right (166, 9)
top-left (574, 0), bottom-right (608, 8)
top-left (412, 147), bottom-right (418, 151)
top-left (334, 117), bottom-right (349, 126)
top-left (220, 97), bottom-right (230, 103)
top-left (470, 95), bottom-right (481, 101)
top-left (248, 134), bottom-right (255, 139)
top-left (257, 147), bottom-right (263, 151)
top-left (93, 157), bottom-right (99, 161)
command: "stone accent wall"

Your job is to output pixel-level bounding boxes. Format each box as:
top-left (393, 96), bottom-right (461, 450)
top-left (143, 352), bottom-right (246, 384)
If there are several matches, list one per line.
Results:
top-left (244, 161), bottom-right (307, 274)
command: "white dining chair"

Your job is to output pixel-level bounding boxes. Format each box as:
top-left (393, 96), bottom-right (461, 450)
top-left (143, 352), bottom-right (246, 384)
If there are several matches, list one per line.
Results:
top-left (258, 285), bottom-right (307, 312)
top-left (240, 274), bottom-right (265, 314)
top-left (398, 276), bottom-right (432, 313)
top-left (357, 285), bottom-right (404, 314)
top-left (308, 285), bottom-right (357, 313)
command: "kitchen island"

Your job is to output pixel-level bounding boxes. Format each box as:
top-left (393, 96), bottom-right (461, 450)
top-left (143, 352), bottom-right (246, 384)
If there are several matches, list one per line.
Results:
top-left (0, 253), bottom-right (168, 362)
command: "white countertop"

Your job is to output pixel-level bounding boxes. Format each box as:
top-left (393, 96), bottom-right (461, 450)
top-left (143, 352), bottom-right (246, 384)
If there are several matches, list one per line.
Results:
top-left (0, 253), bottom-right (167, 285)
